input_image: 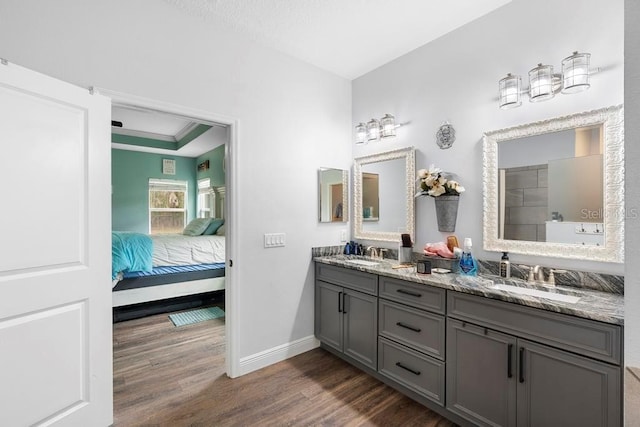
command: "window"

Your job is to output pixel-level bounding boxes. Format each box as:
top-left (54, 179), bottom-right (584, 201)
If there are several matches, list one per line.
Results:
top-left (149, 179), bottom-right (188, 234)
top-left (197, 178), bottom-right (214, 218)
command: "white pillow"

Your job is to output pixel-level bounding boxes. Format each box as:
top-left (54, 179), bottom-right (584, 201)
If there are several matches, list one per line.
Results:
top-left (215, 224), bottom-right (225, 236)
top-left (183, 218), bottom-right (211, 236)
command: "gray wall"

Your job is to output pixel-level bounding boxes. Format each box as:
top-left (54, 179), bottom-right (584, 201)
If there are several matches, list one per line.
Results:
top-left (353, 0), bottom-right (624, 275)
top-left (0, 0), bottom-right (352, 369)
top-left (625, 0), bottom-right (640, 372)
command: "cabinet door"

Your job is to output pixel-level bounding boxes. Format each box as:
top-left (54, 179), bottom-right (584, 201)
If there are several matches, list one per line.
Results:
top-left (447, 319), bottom-right (517, 427)
top-left (343, 289), bottom-right (378, 370)
top-left (517, 339), bottom-right (621, 427)
top-left (315, 281), bottom-right (343, 352)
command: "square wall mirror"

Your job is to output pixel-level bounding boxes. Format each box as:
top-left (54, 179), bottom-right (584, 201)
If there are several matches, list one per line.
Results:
top-left (354, 147), bottom-right (415, 242)
top-left (483, 105), bottom-right (624, 263)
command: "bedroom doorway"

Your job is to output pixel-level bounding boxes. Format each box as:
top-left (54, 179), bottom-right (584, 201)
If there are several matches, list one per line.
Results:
top-left (104, 89), bottom-right (238, 382)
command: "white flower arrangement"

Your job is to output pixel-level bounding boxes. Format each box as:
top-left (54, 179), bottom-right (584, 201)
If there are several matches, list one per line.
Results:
top-left (416, 165), bottom-right (465, 197)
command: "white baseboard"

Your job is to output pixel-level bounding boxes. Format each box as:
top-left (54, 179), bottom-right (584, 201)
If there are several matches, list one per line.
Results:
top-left (238, 335), bottom-right (320, 376)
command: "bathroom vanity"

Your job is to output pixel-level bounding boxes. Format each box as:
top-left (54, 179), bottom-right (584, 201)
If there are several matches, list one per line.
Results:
top-left (314, 256), bottom-right (623, 427)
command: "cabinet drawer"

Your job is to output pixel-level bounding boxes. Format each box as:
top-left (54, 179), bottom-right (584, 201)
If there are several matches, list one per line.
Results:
top-left (379, 299), bottom-right (445, 360)
top-left (315, 263), bottom-right (377, 295)
top-left (447, 291), bottom-right (622, 365)
top-left (379, 277), bottom-right (445, 314)
top-left (378, 337), bottom-right (445, 405)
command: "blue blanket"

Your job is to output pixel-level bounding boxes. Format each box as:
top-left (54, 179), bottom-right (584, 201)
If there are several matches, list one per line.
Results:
top-left (112, 232), bottom-right (153, 279)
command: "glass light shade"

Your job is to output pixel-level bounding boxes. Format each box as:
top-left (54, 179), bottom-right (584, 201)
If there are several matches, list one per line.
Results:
top-left (355, 122), bottom-right (367, 144)
top-left (529, 63), bottom-right (555, 102)
top-left (562, 51), bottom-right (591, 94)
top-left (380, 114), bottom-right (396, 138)
top-left (366, 118), bottom-right (380, 141)
top-left (498, 73), bottom-right (522, 109)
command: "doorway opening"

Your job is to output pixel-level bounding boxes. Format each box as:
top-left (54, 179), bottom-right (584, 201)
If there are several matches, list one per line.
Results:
top-left (103, 91), bottom-right (238, 419)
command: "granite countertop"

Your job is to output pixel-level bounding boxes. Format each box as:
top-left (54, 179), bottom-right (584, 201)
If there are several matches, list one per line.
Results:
top-left (314, 255), bottom-right (624, 326)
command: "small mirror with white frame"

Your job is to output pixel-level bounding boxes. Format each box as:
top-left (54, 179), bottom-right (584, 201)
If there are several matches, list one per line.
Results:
top-left (318, 167), bottom-right (348, 223)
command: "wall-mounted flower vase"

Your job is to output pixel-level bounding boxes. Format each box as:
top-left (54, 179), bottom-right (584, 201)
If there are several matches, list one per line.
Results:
top-left (434, 195), bottom-right (459, 232)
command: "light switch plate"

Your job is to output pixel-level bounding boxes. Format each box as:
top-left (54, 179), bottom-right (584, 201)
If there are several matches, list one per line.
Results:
top-left (340, 230), bottom-right (347, 242)
top-left (264, 233), bottom-right (286, 248)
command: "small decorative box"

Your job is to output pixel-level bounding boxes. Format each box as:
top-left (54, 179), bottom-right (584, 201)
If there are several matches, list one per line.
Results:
top-left (416, 259), bottom-right (431, 274)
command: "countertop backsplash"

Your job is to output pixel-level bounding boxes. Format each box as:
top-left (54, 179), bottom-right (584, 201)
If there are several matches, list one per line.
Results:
top-left (311, 246), bottom-right (624, 295)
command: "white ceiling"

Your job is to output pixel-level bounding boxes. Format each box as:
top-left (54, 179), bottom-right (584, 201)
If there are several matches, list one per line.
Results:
top-left (163, 0), bottom-right (512, 79)
top-left (114, 0), bottom-right (512, 155)
top-left (112, 106), bottom-right (227, 157)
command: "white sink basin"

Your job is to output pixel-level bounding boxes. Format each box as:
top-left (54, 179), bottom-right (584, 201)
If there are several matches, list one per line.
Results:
top-left (345, 259), bottom-right (379, 267)
top-left (491, 284), bottom-right (581, 304)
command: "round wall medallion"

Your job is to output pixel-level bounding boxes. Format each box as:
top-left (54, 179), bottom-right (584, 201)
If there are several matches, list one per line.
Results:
top-left (436, 123), bottom-right (456, 149)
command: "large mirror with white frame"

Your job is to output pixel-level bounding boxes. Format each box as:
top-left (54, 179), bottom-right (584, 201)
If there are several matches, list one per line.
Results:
top-left (354, 147), bottom-right (415, 242)
top-left (483, 105), bottom-right (624, 263)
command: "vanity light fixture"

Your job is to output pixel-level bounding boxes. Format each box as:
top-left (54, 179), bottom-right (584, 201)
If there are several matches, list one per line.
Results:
top-left (380, 114), bottom-right (397, 138)
top-left (355, 122), bottom-right (367, 144)
top-left (528, 63), bottom-right (556, 102)
top-left (561, 51), bottom-right (591, 93)
top-left (355, 114), bottom-right (401, 144)
top-left (366, 118), bottom-right (381, 141)
top-left (498, 73), bottom-right (522, 109)
top-left (499, 51), bottom-right (596, 109)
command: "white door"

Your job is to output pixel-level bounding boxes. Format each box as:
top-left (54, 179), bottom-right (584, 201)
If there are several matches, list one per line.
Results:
top-left (0, 62), bottom-right (112, 426)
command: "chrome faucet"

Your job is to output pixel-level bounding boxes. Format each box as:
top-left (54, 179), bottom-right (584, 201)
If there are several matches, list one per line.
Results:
top-left (367, 246), bottom-right (379, 259)
top-left (533, 265), bottom-right (544, 282)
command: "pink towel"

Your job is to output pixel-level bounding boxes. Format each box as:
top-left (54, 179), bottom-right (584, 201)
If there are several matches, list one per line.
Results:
top-left (423, 242), bottom-right (455, 259)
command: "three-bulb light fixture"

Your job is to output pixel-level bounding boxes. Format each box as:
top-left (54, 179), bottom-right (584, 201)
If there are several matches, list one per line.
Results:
top-left (499, 51), bottom-right (595, 109)
top-left (355, 113), bottom-right (398, 144)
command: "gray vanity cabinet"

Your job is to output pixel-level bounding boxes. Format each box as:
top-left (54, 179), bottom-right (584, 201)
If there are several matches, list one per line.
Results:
top-left (315, 262), bottom-right (622, 427)
top-left (377, 277), bottom-right (447, 405)
top-left (447, 318), bottom-right (517, 426)
top-left (315, 264), bottom-right (378, 370)
top-left (315, 281), bottom-right (343, 352)
top-left (447, 292), bottom-right (622, 427)
top-left (517, 339), bottom-right (621, 427)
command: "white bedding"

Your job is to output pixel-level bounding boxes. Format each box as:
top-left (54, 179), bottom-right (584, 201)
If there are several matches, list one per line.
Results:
top-left (151, 234), bottom-right (225, 266)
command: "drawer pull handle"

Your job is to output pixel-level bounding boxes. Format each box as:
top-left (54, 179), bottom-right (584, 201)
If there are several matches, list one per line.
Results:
top-left (342, 292), bottom-right (348, 314)
top-left (507, 344), bottom-right (513, 378)
top-left (396, 362), bottom-right (421, 376)
top-left (519, 347), bottom-right (525, 383)
top-left (396, 322), bottom-right (421, 333)
top-left (338, 292), bottom-right (342, 313)
top-left (397, 289), bottom-right (422, 298)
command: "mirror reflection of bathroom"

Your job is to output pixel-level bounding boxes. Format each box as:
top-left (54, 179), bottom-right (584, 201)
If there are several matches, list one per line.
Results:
top-left (362, 172), bottom-right (379, 222)
top-left (318, 168), bottom-right (348, 223)
top-left (353, 147), bottom-right (415, 242)
top-left (497, 125), bottom-right (603, 244)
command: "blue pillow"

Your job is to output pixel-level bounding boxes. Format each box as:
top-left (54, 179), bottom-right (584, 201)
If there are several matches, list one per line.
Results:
top-left (183, 218), bottom-right (211, 236)
top-left (203, 219), bottom-right (224, 235)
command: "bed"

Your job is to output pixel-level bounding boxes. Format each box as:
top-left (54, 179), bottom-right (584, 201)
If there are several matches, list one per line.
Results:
top-left (112, 224), bottom-right (226, 322)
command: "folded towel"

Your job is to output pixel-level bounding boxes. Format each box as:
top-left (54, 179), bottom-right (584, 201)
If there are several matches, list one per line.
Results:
top-left (423, 242), bottom-right (455, 259)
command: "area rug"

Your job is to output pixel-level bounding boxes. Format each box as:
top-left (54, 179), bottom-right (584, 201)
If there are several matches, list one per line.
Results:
top-left (169, 306), bottom-right (225, 327)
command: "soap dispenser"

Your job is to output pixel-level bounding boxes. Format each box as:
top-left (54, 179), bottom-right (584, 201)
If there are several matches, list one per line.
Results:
top-left (499, 252), bottom-right (511, 278)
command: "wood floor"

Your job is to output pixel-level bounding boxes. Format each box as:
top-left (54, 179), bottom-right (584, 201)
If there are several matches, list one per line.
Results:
top-left (113, 306), bottom-right (458, 426)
